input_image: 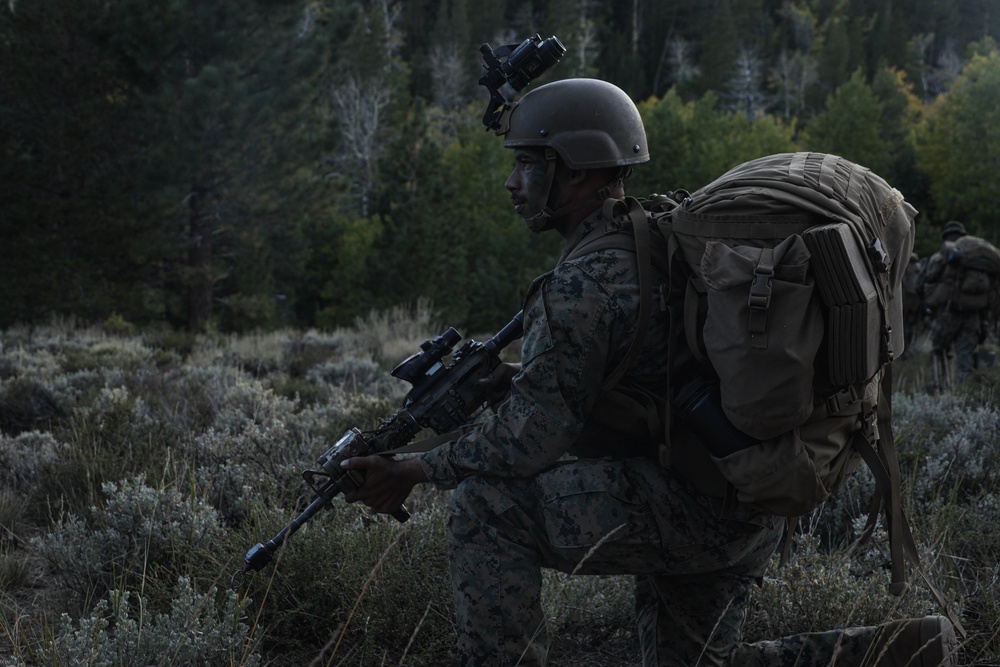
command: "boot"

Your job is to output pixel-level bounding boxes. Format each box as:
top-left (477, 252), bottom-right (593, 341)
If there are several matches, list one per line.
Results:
top-left (864, 615), bottom-right (958, 666)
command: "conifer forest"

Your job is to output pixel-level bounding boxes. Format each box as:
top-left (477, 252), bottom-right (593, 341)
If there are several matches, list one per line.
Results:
top-left (3, 0), bottom-right (1000, 333)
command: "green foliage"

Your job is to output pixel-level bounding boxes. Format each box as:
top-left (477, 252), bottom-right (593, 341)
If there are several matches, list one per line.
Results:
top-left (314, 214), bottom-right (385, 328)
top-left (323, 109), bottom-right (562, 332)
top-left (0, 0), bottom-right (154, 326)
top-left (0, 0), bottom-right (339, 332)
top-left (870, 62), bottom-right (926, 194)
top-left (803, 69), bottom-right (891, 175)
top-left (916, 48), bottom-right (1000, 237)
top-left (812, 14), bottom-right (854, 104)
top-left (2, 0), bottom-right (1000, 332)
top-left (633, 90), bottom-right (798, 194)
top-left (696, 0), bottom-right (740, 96)
top-left (429, 120), bottom-right (563, 331)
top-left (102, 313), bottom-right (136, 337)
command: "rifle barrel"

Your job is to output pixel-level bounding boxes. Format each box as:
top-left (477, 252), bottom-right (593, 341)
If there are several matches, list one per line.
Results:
top-left (486, 310), bottom-right (524, 354)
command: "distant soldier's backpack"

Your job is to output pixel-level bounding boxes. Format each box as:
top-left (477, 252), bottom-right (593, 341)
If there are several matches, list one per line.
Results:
top-left (586, 153), bottom-right (920, 594)
top-left (924, 235), bottom-right (1000, 313)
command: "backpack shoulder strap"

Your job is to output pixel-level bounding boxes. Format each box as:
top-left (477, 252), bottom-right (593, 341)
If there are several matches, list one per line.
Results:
top-left (599, 197), bottom-right (652, 391)
top-left (535, 197), bottom-right (654, 392)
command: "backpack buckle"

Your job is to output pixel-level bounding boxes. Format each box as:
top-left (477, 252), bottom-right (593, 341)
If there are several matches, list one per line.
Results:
top-left (748, 269), bottom-right (773, 310)
top-left (748, 249), bottom-right (775, 314)
top-left (867, 237), bottom-right (889, 273)
top-left (861, 410), bottom-right (878, 443)
top-left (748, 261), bottom-right (774, 347)
top-left (825, 384), bottom-right (861, 415)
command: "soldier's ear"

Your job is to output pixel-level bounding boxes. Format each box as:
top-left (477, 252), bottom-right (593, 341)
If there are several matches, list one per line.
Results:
top-left (566, 168), bottom-right (588, 185)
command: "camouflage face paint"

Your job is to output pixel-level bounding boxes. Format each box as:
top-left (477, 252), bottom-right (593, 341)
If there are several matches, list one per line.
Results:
top-left (506, 147), bottom-right (553, 229)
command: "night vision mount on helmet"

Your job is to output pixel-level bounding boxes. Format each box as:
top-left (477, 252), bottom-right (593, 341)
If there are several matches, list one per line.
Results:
top-left (478, 34), bottom-right (565, 133)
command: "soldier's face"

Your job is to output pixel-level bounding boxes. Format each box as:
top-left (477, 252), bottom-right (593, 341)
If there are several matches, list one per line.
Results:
top-left (505, 148), bottom-right (551, 221)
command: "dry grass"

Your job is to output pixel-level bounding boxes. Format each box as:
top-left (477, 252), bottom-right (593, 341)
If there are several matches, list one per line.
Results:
top-left (0, 310), bottom-right (997, 665)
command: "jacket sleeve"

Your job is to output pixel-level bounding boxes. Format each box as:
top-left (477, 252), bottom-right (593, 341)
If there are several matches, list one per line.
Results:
top-left (418, 261), bottom-right (627, 488)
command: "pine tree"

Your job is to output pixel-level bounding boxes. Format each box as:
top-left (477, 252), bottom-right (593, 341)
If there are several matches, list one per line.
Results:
top-left (0, 1), bottom-right (150, 326)
top-left (105, 0), bottom-right (334, 331)
top-left (804, 69), bottom-right (891, 176)
top-left (697, 0), bottom-right (741, 97)
top-left (812, 14), bottom-right (852, 103)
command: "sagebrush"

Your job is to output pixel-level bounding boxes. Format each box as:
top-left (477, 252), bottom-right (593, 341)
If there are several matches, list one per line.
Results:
top-left (1, 310), bottom-right (997, 666)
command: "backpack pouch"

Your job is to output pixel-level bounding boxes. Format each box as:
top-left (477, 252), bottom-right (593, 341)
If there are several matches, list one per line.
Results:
top-left (711, 385), bottom-right (870, 517)
top-left (700, 235), bottom-right (822, 440)
top-left (956, 269), bottom-right (992, 310)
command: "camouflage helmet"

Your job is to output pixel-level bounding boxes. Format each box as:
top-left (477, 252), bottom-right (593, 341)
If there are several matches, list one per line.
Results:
top-left (941, 220), bottom-right (967, 239)
top-left (503, 78), bottom-right (649, 169)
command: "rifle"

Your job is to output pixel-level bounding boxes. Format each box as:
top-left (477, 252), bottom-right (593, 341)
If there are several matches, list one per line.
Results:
top-left (233, 311), bottom-right (524, 584)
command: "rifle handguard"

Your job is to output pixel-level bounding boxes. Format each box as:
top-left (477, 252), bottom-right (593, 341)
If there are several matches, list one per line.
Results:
top-left (234, 311), bottom-right (524, 586)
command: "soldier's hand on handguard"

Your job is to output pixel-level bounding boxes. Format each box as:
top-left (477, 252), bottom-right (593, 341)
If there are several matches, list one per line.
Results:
top-left (340, 456), bottom-right (427, 516)
top-left (477, 362), bottom-right (521, 411)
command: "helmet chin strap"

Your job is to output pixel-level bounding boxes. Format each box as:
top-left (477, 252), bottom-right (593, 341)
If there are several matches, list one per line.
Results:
top-left (523, 149), bottom-right (560, 233)
top-left (524, 156), bottom-right (630, 234)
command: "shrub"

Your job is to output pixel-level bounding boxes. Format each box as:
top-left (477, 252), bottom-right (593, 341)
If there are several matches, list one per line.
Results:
top-left (48, 386), bottom-right (174, 508)
top-left (0, 549), bottom-right (34, 593)
top-left (306, 356), bottom-right (404, 398)
top-left (352, 299), bottom-right (443, 368)
top-left (32, 474), bottom-right (226, 609)
top-left (7, 577), bottom-right (261, 667)
top-left (2, 310), bottom-right (999, 666)
top-left (0, 487), bottom-right (35, 591)
top-left (271, 375), bottom-right (328, 405)
top-left (284, 329), bottom-right (346, 378)
top-left (894, 393), bottom-right (1000, 505)
top-left (58, 340), bottom-right (150, 374)
top-left (240, 493), bottom-right (455, 664)
top-left (542, 571), bottom-right (636, 660)
top-left (0, 379), bottom-right (65, 436)
top-left (0, 431), bottom-right (66, 491)
top-left (101, 312), bottom-right (136, 336)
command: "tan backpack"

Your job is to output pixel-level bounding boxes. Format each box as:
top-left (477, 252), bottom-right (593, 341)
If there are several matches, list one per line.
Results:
top-left (574, 153), bottom-right (920, 595)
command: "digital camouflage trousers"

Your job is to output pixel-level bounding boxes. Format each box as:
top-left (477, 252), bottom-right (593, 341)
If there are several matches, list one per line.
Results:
top-left (446, 457), bottom-right (915, 667)
top-left (930, 309), bottom-right (982, 387)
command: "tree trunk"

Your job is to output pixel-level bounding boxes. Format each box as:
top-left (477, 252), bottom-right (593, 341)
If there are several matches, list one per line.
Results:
top-left (186, 182), bottom-right (214, 332)
top-left (632, 0), bottom-right (639, 57)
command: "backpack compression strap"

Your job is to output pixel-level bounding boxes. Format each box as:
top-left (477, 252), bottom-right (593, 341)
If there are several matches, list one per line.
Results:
top-left (850, 365), bottom-right (918, 595)
top-left (850, 364), bottom-right (967, 636)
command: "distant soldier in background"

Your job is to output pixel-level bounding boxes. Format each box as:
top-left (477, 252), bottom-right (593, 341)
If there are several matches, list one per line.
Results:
top-left (901, 251), bottom-right (923, 356)
top-left (920, 220), bottom-right (1000, 391)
